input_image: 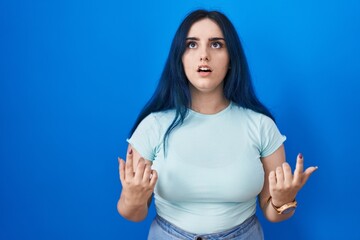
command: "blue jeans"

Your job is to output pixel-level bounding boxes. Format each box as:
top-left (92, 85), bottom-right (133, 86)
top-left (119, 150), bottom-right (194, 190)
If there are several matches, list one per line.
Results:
top-left (148, 214), bottom-right (264, 240)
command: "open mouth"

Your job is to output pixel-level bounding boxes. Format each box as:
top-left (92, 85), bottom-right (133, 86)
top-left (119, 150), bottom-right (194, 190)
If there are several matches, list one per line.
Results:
top-left (197, 66), bottom-right (212, 72)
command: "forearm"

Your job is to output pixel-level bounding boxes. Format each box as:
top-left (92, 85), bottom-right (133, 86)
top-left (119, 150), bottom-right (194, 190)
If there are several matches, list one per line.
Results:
top-left (117, 191), bottom-right (148, 222)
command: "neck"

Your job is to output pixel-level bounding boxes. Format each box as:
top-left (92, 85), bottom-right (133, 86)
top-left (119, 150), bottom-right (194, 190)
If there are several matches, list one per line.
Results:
top-left (190, 92), bottom-right (230, 114)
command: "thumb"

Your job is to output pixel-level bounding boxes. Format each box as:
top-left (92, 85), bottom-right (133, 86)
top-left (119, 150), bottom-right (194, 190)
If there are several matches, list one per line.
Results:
top-left (149, 169), bottom-right (158, 187)
top-left (301, 166), bottom-right (318, 185)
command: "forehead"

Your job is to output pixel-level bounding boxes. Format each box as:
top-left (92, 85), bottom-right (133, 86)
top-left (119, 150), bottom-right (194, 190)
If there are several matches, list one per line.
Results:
top-left (187, 18), bottom-right (224, 38)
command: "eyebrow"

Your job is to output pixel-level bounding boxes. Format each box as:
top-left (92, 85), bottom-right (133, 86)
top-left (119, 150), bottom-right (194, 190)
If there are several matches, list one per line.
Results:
top-left (186, 37), bottom-right (225, 41)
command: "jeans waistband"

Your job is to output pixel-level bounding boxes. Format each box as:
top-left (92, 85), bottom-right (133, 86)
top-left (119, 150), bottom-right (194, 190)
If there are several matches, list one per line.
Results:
top-left (155, 214), bottom-right (258, 240)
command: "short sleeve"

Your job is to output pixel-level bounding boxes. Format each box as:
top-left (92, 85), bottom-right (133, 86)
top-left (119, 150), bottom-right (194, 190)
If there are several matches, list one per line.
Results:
top-left (259, 115), bottom-right (287, 157)
top-left (127, 114), bottom-right (161, 161)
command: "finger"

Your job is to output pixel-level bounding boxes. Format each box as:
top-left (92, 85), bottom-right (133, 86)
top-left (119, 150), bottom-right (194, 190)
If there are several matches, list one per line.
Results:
top-left (149, 170), bottom-right (158, 187)
top-left (134, 158), bottom-right (146, 180)
top-left (293, 153), bottom-right (304, 183)
top-left (275, 166), bottom-right (284, 187)
top-left (142, 163), bottom-right (152, 182)
top-left (301, 166), bottom-right (318, 185)
top-left (125, 149), bottom-right (134, 180)
top-left (119, 157), bottom-right (126, 183)
top-left (269, 170), bottom-right (277, 191)
top-left (282, 162), bottom-right (293, 185)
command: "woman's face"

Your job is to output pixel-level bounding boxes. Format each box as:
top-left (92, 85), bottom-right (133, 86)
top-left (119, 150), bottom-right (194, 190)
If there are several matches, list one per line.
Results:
top-left (182, 18), bottom-right (230, 96)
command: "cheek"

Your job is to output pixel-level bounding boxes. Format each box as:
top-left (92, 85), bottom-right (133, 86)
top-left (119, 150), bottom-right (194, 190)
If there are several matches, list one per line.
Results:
top-left (182, 55), bottom-right (194, 72)
top-left (218, 55), bottom-right (230, 70)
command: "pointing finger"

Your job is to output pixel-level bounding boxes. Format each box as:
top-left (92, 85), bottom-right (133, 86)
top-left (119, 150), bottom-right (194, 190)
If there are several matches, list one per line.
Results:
top-left (125, 149), bottom-right (134, 180)
top-left (293, 153), bottom-right (304, 183)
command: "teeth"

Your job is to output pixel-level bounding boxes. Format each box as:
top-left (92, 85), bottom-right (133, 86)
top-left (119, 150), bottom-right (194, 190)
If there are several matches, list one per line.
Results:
top-left (199, 67), bottom-right (210, 71)
top-left (198, 67), bottom-right (211, 73)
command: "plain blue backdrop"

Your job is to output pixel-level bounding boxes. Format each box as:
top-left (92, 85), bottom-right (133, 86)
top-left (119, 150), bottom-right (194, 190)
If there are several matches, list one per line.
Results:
top-left (1, 0), bottom-right (359, 239)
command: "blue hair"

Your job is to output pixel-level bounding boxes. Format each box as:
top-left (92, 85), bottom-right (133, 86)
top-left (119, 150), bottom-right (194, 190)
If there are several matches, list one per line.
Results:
top-left (130, 10), bottom-right (274, 147)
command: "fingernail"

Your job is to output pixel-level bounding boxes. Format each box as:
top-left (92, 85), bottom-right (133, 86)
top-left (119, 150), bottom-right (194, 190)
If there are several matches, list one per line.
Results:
top-left (299, 153), bottom-right (303, 159)
top-left (128, 148), bottom-right (133, 154)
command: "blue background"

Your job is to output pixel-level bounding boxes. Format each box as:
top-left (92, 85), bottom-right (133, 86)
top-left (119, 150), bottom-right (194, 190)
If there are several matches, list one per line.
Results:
top-left (1, 0), bottom-right (359, 239)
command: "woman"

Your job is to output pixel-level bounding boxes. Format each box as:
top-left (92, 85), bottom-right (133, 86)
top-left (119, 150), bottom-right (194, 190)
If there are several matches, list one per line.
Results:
top-left (117, 9), bottom-right (317, 240)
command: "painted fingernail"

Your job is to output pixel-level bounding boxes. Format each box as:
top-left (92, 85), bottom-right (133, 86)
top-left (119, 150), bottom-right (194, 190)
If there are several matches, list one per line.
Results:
top-left (129, 149), bottom-right (133, 154)
top-left (299, 153), bottom-right (303, 159)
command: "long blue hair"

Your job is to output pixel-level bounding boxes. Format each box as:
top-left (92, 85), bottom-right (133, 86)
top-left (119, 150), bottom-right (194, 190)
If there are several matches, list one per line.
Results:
top-left (130, 10), bottom-right (274, 146)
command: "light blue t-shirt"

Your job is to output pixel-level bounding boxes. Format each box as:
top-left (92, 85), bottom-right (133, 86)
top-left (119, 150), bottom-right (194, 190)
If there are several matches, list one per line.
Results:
top-left (127, 102), bottom-right (286, 234)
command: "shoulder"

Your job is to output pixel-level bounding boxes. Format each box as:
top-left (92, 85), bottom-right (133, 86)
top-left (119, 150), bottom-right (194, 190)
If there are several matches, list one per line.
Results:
top-left (230, 103), bottom-right (272, 124)
top-left (229, 103), bottom-right (279, 136)
top-left (149, 109), bottom-right (176, 125)
top-left (136, 109), bottom-right (176, 134)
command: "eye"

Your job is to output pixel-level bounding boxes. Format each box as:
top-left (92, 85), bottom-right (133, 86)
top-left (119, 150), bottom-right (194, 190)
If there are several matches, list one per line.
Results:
top-left (187, 41), bottom-right (197, 49)
top-left (211, 41), bottom-right (223, 49)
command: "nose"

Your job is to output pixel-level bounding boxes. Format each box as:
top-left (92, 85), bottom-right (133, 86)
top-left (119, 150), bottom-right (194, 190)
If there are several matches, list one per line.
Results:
top-left (199, 46), bottom-right (210, 62)
top-left (200, 56), bottom-right (209, 62)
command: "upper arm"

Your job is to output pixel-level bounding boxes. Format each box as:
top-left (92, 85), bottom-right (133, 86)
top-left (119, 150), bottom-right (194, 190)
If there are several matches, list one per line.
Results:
top-left (259, 144), bottom-right (286, 208)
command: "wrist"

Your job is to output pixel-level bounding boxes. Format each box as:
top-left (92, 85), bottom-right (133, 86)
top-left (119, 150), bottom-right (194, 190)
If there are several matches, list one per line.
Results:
top-left (270, 197), bottom-right (296, 207)
top-left (120, 192), bottom-right (148, 209)
top-left (118, 194), bottom-right (148, 222)
top-left (268, 196), bottom-right (297, 215)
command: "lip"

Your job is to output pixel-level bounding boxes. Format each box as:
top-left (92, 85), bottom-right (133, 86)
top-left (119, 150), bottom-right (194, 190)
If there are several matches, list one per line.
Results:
top-left (197, 65), bottom-right (213, 72)
top-left (198, 71), bottom-right (211, 77)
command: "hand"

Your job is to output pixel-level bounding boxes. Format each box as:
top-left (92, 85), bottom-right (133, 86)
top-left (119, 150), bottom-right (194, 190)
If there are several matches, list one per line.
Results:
top-left (269, 153), bottom-right (317, 206)
top-left (118, 149), bottom-right (158, 207)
